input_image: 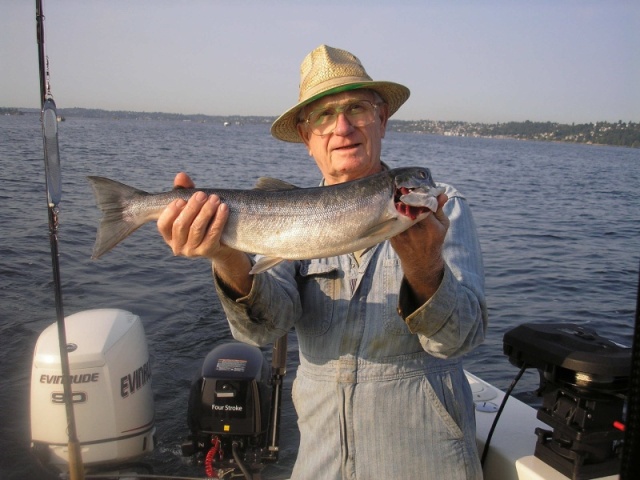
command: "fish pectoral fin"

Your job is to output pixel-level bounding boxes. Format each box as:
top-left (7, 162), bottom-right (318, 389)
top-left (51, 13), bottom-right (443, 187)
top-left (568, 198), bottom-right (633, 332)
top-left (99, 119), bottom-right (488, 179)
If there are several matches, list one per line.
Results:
top-left (250, 256), bottom-right (286, 274)
top-left (253, 177), bottom-right (300, 191)
top-left (362, 218), bottom-right (399, 239)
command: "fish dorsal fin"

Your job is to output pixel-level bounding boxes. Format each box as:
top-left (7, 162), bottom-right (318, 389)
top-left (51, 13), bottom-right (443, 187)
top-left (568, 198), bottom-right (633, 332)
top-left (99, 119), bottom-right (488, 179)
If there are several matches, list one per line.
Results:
top-left (254, 177), bottom-right (300, 191)
top-left (361, 218), bottom-right (398, 239)
top-left (250, 256), bottom-right (286, 274)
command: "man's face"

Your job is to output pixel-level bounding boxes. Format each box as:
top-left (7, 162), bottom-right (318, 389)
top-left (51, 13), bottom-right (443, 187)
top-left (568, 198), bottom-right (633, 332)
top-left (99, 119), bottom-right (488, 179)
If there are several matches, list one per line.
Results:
top-left (296, 90), bottom-right (389, 185)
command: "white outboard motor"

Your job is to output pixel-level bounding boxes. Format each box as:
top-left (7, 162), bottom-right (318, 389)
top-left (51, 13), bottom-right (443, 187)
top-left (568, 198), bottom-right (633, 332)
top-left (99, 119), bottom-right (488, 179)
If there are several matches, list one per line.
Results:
top-left (30, 308), bottom-right (155, 473)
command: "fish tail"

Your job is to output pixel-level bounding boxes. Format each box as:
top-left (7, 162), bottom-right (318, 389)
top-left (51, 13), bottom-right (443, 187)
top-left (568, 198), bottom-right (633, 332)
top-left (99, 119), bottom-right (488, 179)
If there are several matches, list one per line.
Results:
top-left (87, 176), bottom-right (149, 259)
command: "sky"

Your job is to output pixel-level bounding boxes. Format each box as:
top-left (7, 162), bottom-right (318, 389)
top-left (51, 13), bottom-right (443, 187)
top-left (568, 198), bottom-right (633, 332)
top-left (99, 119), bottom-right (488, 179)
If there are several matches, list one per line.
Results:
top-left (2, 0), bottom-right (639, 124)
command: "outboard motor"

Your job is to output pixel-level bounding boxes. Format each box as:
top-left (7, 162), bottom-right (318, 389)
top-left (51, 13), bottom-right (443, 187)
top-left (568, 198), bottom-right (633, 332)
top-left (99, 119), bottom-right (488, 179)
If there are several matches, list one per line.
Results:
top-left (504, 322), bottom-right (630, 480)
top-left (30, 309), bottom-right (155, 474)
top-left (182, 336), bottom-right (287, 479)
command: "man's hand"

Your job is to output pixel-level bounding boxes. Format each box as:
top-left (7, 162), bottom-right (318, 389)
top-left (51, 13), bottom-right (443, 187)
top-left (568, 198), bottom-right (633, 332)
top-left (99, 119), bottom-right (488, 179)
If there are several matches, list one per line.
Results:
top-left (157, 172), bottom-right (231, 260)
top-left (157, 173), bottom-right (253, 297)
top-left (390, 193), bottom-right (449, 305)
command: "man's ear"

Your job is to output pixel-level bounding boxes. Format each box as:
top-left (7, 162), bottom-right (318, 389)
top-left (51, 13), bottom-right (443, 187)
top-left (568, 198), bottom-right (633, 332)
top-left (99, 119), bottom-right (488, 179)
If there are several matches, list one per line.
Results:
top-left (297, 123), bottom-right (312, 151)
top-left (379, 103), bottom-right (390, 138)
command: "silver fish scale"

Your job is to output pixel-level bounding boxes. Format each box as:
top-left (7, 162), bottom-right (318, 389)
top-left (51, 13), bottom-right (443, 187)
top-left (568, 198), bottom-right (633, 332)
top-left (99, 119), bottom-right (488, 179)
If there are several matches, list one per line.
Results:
top-left (221, 181), bottom-right (396, 258)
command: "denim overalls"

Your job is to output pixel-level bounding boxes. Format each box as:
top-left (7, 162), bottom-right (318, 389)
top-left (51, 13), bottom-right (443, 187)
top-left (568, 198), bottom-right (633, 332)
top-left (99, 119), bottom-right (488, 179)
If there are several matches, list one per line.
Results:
top-left (216, 184), bottom-right (487, 479)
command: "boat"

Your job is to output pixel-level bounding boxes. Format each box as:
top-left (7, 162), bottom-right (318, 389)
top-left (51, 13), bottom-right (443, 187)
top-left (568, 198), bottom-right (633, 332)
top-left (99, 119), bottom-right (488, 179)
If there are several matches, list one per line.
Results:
top-left (29, 309), bottom-right (631, 480)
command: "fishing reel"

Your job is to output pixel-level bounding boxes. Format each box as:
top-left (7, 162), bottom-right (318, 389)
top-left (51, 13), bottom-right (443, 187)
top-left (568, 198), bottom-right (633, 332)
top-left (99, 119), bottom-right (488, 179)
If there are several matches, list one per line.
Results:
top-left (504, 322), bottom-right (630, 480)
top-left (181, 337), bottom-right (287, 479)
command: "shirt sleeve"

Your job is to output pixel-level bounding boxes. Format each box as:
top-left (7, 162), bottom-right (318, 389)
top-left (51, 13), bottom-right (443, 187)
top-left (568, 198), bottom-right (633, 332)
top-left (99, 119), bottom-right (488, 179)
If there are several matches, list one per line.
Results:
top-left (398, 186), bottom-right (488, 358)
top-left (213, 259), bottom-right (301, 347)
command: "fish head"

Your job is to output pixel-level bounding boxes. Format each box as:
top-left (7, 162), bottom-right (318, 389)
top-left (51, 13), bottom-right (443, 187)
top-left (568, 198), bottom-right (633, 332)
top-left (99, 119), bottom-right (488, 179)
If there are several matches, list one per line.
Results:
top-left (392, 167), bottom-right (446, 220)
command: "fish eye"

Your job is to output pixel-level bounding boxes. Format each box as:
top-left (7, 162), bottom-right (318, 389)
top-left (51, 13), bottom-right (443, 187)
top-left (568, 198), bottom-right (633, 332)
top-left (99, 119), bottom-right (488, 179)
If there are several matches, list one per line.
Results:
top-left (418, 170), bottom-right (426, 178)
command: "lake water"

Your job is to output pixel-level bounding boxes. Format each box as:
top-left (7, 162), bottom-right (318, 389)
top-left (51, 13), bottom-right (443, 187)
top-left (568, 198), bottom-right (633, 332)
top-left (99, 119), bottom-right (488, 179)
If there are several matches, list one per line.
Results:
top-left (1, 114), bottom-right (638, 479)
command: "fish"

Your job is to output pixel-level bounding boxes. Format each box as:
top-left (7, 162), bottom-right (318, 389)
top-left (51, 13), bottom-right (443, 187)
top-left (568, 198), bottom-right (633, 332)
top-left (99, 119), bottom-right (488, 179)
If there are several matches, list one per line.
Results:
top-left (87, 166), bottom-right (445, 274)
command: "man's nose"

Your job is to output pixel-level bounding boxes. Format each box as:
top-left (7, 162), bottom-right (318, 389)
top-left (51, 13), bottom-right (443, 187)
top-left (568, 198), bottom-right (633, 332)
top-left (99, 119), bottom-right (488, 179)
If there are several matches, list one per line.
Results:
top-left (332, 112), bottom-right (354, 136)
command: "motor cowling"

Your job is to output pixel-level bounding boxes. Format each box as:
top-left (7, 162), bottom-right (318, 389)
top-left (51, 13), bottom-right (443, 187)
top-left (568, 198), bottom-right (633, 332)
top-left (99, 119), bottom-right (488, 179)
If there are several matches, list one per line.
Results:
top-left (30, 309), bottom-right (155, 471)
top-left (187, 342), bottom-right (271, 438)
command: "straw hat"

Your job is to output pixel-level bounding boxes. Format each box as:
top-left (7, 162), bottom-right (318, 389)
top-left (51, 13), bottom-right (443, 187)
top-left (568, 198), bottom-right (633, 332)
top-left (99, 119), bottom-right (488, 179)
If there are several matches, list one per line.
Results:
top-left (271, 45), bottom-right (410, 143)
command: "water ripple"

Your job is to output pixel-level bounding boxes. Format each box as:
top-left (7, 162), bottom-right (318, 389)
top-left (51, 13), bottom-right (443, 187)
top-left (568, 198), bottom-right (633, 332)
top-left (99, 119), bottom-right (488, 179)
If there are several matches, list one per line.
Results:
top-left (1, 114), bottom-right (638, 479)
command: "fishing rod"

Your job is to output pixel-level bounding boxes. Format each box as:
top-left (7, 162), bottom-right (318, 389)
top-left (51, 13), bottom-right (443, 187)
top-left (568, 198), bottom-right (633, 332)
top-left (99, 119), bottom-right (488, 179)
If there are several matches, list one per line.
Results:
top-left (36, 1), bottom-right (85, 479)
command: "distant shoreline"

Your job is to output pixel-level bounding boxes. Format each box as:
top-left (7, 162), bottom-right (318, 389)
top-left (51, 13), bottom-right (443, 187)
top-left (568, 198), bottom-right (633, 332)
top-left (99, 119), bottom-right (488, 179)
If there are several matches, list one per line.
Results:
top-left (3, 106), bottom-right (639, 148)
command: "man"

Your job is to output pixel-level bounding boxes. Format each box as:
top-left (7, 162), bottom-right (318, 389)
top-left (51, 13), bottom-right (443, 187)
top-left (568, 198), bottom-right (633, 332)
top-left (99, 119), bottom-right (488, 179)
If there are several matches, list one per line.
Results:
top-left (158, 45), bottom-right (486, 479)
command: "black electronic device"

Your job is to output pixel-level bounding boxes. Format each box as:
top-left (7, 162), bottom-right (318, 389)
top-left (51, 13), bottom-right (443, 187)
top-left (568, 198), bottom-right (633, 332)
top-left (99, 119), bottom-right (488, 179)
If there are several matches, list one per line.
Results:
top-left (503, 322), bottom-right (630, 480)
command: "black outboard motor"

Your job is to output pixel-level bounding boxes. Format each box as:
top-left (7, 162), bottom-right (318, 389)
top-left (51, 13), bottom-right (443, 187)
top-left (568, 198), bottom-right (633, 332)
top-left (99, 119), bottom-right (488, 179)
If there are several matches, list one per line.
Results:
top-left (182, 336), bottom-right (287, 479)
top-left (504, 323), bottom-right (630, 480)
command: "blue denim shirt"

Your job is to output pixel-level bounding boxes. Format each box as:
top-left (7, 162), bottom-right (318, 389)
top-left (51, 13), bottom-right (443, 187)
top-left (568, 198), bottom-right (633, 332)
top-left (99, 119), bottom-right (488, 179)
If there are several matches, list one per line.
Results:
top-left (215, 183), bottom-right (487, 479)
